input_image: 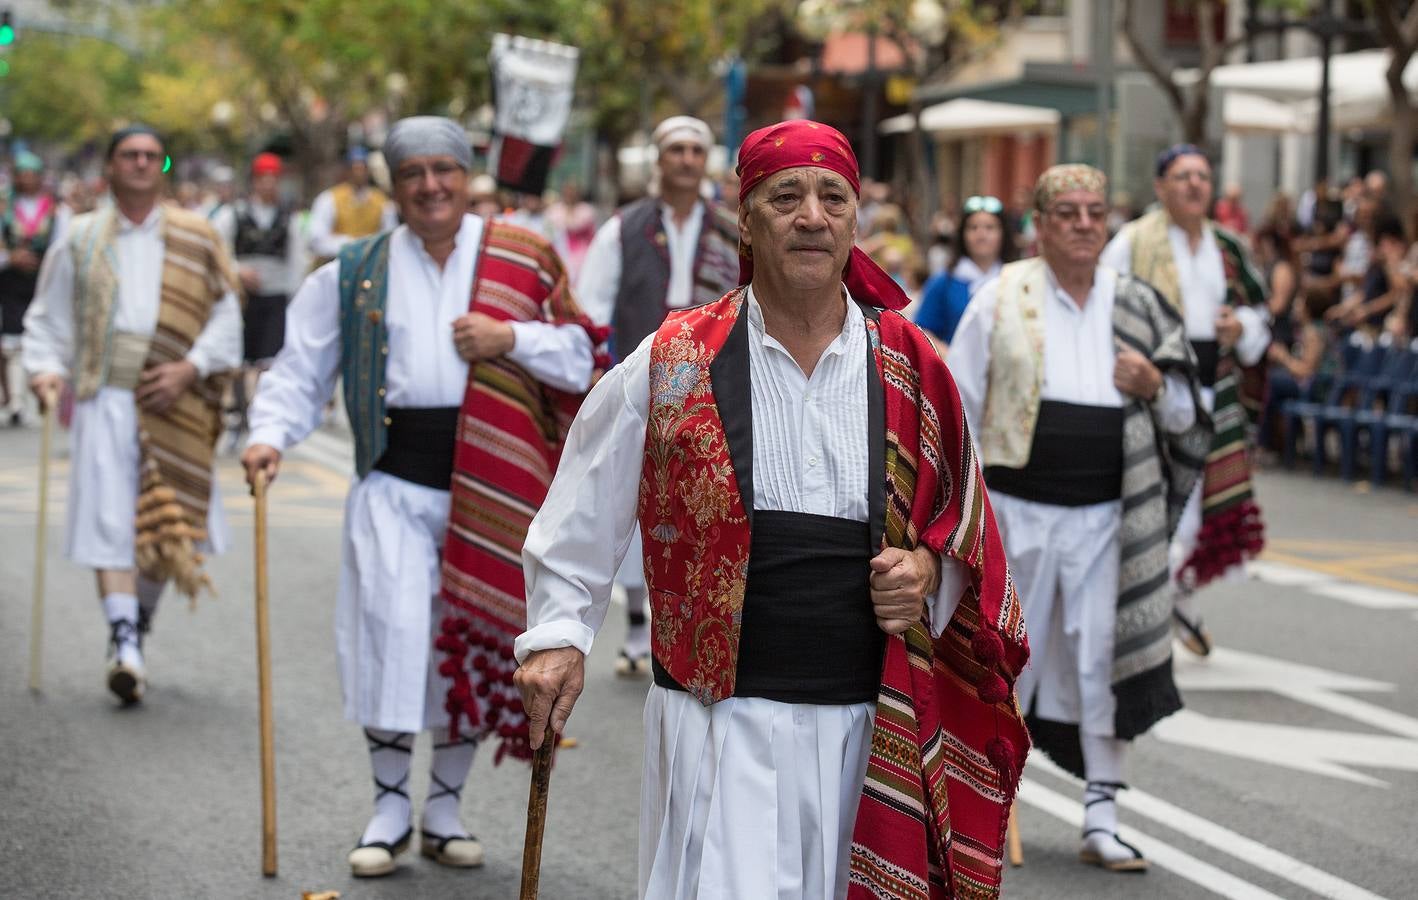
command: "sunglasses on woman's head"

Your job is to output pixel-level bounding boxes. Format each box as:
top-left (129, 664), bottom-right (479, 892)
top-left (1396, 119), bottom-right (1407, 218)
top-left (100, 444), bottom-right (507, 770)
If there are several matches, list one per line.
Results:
top-left (963, 195), bottom-right (1003, 214)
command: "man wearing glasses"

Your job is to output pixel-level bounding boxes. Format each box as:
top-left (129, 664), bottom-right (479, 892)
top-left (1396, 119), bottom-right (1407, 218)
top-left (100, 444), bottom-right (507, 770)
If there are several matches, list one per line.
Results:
top-left (242, 116), bottom-right (602, 877)
top-left (951, 163), bottom-right (1212, 873)
top-left (23, 125), bottom-right (243, 704)
top-left (1102, 145), bottom-right (1270, 658)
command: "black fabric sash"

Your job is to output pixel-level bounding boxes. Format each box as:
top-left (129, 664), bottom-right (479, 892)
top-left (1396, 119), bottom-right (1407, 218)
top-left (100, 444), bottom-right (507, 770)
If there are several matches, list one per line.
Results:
top-left (654, 510), bottom-right (882, 704)
top-left (1190, 339), bottom-right (1219, 388)
top-left (372, 406), bottom-right (460, 489)
top-left (985, 400), bottom-right (1124, 507)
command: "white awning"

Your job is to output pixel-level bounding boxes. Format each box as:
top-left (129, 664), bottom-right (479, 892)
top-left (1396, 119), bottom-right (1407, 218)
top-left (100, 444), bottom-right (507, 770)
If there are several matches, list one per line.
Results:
top-left (1223, 92), bottom-right (1312, 135)
top-left (1184, 50), bottom-right (1417, 101)
top-left (879, 98), bottom-right (1060, 138)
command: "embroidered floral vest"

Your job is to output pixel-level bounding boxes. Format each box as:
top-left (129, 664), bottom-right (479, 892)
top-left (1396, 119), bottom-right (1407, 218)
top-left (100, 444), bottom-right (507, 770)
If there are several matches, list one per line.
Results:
top-left (638, 290), bottom-right (752, 705)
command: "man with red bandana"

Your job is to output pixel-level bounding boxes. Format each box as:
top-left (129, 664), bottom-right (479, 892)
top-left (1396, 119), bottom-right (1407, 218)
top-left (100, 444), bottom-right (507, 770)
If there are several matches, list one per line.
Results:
top-left (515, 120), bottom-right (1029, 899)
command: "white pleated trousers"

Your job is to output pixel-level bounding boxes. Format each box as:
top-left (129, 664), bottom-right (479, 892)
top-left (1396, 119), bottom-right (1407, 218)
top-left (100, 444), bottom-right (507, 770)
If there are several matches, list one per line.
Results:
top-left (65, 386), bottom-right (228, 569)
top-left (993, 492), bottom-right (1121, 736)
top-left (336, 470), bottom-right (455, 734)
top-left (638, 685), bottom-right (875, 900)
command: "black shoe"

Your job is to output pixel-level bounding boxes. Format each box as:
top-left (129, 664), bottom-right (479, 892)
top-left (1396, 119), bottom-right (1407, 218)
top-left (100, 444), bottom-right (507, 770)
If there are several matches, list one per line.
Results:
top-left (1172, 609), bottom-right (1213, 657)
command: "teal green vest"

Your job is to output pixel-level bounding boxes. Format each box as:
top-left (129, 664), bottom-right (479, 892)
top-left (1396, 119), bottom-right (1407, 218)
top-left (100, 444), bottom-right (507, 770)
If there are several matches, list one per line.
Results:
top-left (337, 233), bottom-right (394, 478)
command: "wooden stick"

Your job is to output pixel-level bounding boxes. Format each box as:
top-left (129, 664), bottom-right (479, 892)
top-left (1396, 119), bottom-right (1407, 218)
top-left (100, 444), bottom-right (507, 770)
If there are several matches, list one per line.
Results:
top-left (253, 472), bottom-right (277, 876)
top-left (519, 727), bottom-right (556, 900)
top-left (1007, 802), bottom-right (1024, 867)
top-left (28, 394), bottom-right (55, 693)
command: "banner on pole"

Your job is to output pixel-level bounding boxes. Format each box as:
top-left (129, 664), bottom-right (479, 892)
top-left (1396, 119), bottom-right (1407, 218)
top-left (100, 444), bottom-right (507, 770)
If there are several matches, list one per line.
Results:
top-left (488, 34), bottom-right (579, 196)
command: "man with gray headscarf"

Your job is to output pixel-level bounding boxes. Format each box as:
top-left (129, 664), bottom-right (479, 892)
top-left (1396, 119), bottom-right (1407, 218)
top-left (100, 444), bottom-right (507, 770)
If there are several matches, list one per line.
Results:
top-left (574, 114), bottom-right (739, 677)
top-left (951, 164), bottom-right (1212, 873)
top-left (242, 116), bottom-right (603, 878)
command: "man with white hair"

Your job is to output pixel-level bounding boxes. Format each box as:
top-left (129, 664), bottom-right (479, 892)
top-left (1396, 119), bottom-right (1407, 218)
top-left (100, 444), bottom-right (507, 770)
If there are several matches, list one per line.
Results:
top-left (574, 115), bottom-right (740, 676)
top-left (242, 116), bottom-right (602, 877)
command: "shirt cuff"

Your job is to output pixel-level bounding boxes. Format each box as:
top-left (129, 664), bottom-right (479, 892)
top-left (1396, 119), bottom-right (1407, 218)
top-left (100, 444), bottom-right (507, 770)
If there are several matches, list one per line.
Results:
top-left (927, 556), bottom-right (968, 638)
top-left (246, 425), bottom-right (291, 454)
top-left (1233, 305), bottom-right (1271, 367)
top-left (514, 620), bottom-right (595, 664)
top-left (184, 346), bottom-right (212, 379)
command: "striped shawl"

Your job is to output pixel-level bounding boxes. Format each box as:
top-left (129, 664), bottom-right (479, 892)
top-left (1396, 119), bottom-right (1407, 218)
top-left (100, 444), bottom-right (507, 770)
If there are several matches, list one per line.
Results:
top-left (70, 204), bottom-right (236, 599)
top-left (434, 222), bottom-right (608, 763)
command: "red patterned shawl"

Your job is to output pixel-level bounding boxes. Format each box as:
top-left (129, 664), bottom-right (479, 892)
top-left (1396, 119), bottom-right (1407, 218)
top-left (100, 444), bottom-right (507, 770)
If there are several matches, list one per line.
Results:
top-left (436, 222), bottom-right (608, 762)
top-left (848, 310), bottom-right (1030, 900)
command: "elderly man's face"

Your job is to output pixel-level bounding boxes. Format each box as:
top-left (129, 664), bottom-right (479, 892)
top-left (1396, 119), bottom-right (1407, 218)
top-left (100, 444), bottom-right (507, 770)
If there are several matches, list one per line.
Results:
top-left (1037, 188), bottom-right (1108, 270)
top-left (1155, 153), bottom-right (1212, 223)
top-left (392, 154), bottom-right (468, 238)
top-left (740, 166), bottom-right (857, 292)
top-left (659, 141), bottom-right (707, 194)
top-left (349, 161), bottom-right (370, 188)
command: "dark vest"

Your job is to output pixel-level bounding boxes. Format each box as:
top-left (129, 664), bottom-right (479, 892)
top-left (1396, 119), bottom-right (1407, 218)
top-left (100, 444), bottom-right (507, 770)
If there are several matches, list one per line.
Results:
top-left (611, 197), bottom-right (738, 360)
top-left (234, 200), bottom-right (292, 259)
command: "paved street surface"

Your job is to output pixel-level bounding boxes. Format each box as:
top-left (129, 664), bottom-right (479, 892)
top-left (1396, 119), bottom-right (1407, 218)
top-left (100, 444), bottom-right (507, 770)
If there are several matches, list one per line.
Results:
top-left (2, 420), bottom-right (1416, 899)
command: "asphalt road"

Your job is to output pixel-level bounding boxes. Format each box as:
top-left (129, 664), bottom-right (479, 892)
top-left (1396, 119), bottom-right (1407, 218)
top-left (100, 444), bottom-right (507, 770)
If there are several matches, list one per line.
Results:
top-left (1, 421), bottom-right (1415, 899)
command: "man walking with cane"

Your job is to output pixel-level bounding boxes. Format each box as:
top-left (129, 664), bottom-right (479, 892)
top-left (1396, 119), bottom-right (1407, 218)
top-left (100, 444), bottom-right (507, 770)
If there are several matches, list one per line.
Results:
top-left (242, 116), bottom-right (602, 878)
top-left (23, 125), bottom-right (242, 704)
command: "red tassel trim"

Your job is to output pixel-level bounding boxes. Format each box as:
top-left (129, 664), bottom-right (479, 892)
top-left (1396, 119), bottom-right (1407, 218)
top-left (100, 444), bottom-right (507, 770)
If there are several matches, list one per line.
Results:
top-left (436, 611), bottom-right (532, 763)
top-left (1177, 499), bottom-right (1266, 591)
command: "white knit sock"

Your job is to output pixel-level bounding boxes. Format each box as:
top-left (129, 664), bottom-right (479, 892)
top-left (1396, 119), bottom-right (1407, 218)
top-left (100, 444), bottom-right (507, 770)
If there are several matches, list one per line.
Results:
top-left (1174, 590), bottom-right (1200, 625)
top-left (360, 729), bottom-right (414, 846)
top-left (422, 738), bottom-right (478, 838)
top-left (103, 593), bottom-right (143, 669)
top-left (623, 585), bottom-right (650, 658)
top-left (1081, 733), bottom-right (1127, 836)
top-left (137, 575), bottom-right (164, 633)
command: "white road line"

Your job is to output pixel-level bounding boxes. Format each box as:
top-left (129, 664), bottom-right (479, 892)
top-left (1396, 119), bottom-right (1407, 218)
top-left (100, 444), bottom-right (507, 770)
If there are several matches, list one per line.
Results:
top-left (1016, 778), bottom-right (1288, 900)
top-left (1029, 757), bottom-right (1389, 900)
top-left (1250, 560), bottom-right (1418, 612)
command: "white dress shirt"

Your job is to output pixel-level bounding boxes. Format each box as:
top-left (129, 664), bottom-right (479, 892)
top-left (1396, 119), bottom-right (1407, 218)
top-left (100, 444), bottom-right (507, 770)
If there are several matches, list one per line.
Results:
top-left (22, 205), bottom-right (243, 379)
top-left (575, 200), bottom-right (706, 327)
top-left (517, 288), bottom-right (966, 663)
top-left (950, 265), bottom-right (1196, 438)
top-left (247, 213), bottom-right (593, 453)
top-left (1101, 225), bottom-right (1270, 367)
top-left (306, 186), bottom-right (399, 260)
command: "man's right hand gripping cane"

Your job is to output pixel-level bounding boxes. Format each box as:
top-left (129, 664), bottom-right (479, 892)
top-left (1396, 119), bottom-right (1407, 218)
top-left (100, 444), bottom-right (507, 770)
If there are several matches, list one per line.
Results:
top-left (515, 647), bottom-right (585, 751)
top-left (29, 373), bottom-right (62, 411)
top-left (242, 444), bottom-right (283, 493)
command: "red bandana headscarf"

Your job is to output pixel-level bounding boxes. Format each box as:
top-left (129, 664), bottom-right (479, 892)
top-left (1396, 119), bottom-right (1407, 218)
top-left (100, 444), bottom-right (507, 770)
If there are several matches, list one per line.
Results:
top-left (736, 120), bottom-right (911, 311)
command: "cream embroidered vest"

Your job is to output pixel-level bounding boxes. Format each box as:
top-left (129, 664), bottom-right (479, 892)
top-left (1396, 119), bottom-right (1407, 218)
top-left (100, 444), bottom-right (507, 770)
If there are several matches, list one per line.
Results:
top-left (979, 258), bottom-right (1049, 468)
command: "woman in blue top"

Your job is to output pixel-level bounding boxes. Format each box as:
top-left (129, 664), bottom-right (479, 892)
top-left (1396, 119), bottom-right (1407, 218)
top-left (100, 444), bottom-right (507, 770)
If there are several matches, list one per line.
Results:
top-left (915, 195), bottom-right (1015, 349)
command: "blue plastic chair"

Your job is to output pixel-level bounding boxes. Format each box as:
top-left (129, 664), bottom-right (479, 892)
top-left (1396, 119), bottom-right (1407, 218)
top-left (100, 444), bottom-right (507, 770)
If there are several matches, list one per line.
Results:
top-left (1280, 336), bottom-right (1365, 469)
top-left (1338, 345), bottom-right (1418, 482)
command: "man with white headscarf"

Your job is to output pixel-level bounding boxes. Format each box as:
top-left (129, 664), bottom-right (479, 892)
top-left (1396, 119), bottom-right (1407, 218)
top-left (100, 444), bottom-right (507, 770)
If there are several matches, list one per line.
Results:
top-left (574, 115), bottom-right (740, 677)
top-left (242, 116), bottom-right (603, 878)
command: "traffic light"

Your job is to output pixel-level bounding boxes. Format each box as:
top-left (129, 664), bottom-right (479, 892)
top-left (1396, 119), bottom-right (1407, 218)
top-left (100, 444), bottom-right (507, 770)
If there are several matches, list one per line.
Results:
top-left (0, 11), bottom-right (15, 48)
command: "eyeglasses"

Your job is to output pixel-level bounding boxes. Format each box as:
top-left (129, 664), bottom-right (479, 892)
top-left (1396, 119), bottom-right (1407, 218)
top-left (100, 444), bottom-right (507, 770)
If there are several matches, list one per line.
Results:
top-left (1164, 169), bottom-right (1212, 185)
top-left (963, 195), bottom-right (1003, 214)
top-left (394, 160), bottom-right (466, 184)
top-left (114, 149), bottom-right (163, 163)
top-left (1043, 203), bottom-right (1107, 224)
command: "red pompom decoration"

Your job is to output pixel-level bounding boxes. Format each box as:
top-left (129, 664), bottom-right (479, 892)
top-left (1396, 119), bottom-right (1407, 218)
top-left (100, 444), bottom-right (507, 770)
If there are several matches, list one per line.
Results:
top-left (472, 655), bottom-right (488, 671)
top-left (971, 628), bottom-right (1005, 668)
top-left (482, 636), bottom-right (499, 652)
top-left (977, 673), bottom-right (1010, 705)
top-left (476, 682), bottom-right (491, 697)
top-left (985, 737), bottom-right (1016, 776)
top-left (498, 645), bottom-right (515, 661)
top-left (453, 618), bottom-right (471, 633)
top-left (438, 659), bottom-right (461, 678)
top-left (509, 698), bottom-right (525, 714)
top-left (440, 616), bottom-right (459, 635)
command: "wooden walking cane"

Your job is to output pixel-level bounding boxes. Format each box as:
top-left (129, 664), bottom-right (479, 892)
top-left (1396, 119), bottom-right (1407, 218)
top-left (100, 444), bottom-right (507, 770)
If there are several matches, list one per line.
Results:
top-left (253, 471), bottom-right (278, 876)
top-left (28, 388), bottom-right (56, 693)
top-left (1007, 804), bottom-right (1024, 867)
top-left (519, 726), bottom-right (557, 900)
